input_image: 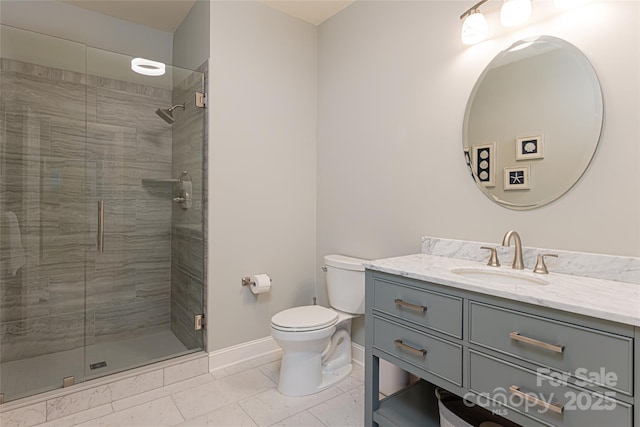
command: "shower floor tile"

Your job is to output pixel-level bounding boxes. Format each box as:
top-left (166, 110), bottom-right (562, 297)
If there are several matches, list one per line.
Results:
top-left (1, 329), bottom-right (189, 402)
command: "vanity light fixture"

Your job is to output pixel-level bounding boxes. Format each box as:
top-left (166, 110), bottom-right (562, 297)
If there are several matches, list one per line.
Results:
top-left (131, 57), bottom-right (165, 76)
top-left (461, 10), bottom-right (489, 45)
top-left (460, 0), bottom-right (490, 45)
top-left (500, 0), bottom-right (532, 27)
top-left (460, 0), bottom-right (533, 45)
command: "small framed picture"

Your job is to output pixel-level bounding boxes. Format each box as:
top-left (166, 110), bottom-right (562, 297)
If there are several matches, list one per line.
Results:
top-left (471, 142), bottom-right (496, 187)
top-left (516, 135), bottom-right (544, 160)
top-left (504, 166), bottom-right (530, 190)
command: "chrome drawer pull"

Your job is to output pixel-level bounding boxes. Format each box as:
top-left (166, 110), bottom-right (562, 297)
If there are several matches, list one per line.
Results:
top-left (394, 299), bottom-right (427, 313)
top-left (394, 339), bottom-right (427, 357)
top-left (509, 385), bottom-right (564, 414)
top-left (510, 332), bottom-right (564, 354)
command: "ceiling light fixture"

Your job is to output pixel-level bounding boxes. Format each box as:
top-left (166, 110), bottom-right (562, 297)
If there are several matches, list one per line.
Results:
top-left (460, 0), bottom-right (490, 45)
top-left (131, 57), bottom-right (166, 76)
top-left (500, 0), bottom-right (532, 27)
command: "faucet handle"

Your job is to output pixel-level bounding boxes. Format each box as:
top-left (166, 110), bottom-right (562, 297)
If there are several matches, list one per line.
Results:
top-left (533, 253), bottom-right (558, 274)
top-left (480, 246), bottom-right (500, 267)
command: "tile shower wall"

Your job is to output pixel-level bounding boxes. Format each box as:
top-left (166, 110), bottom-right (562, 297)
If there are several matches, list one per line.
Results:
top-left (0, 58), bottom-right (174, 362)
top-left (170, 62), bottom-right (207, 350)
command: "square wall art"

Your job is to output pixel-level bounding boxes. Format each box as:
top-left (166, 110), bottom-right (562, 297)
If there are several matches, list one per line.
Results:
top-left (504, 165), bottom-right (530, 190)
top-left (516, 135), bottom-right (544, 160)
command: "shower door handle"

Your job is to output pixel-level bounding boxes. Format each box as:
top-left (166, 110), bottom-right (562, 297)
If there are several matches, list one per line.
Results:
top-left (97, 201), bottom-right (104, 253)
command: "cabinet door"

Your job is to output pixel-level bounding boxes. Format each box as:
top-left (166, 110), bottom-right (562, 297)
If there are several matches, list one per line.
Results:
top-left (373, 317), bottom-right (463, 386)
top-left (469, 301), bottom-right (633, 395)
top-left (373, 278), bottom-right (462, 338)
top-left (469, 351), bottom-right (632, 427)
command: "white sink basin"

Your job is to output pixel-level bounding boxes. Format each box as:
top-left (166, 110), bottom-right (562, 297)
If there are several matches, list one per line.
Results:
top-left (451, 267), bottom-right (550, 286)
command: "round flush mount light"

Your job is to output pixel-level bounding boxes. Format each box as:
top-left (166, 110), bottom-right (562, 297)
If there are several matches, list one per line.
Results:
top-left (131, 57), bottom-right (165, 76)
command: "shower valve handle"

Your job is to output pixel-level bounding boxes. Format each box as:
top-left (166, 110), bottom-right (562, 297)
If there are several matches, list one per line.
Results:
top-left (173, 187), bottom-right (190, 210)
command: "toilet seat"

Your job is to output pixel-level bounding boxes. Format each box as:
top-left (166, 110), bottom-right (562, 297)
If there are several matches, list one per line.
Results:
top-left (271, 305), bottom-right (338, 332)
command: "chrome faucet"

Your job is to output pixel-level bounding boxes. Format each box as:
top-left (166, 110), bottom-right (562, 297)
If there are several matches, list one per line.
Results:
top-left (502, 230), bottom-right (524, 270)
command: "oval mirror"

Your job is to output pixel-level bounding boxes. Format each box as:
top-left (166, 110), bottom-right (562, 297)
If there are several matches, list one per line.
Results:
top-left (463, 35), bottom-right (603, 210)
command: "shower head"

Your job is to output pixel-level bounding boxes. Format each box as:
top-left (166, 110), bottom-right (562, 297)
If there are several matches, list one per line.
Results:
top-left (155, 104), bottom-right (185, 124)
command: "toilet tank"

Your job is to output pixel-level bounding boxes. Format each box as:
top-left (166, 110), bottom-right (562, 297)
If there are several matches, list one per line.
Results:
top-left (324, 254), bottom-right (366, 315)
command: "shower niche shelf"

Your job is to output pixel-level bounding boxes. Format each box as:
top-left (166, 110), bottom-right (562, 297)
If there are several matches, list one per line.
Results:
top-left (141, 178), bottom-right (180, 184)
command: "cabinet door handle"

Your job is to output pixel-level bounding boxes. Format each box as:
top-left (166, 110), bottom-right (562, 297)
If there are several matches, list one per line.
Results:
top-left (509, 332), bottom-right (564, 353)
top-left (509, 385), bottom-right (564, 414)
top-left (394, 299), bottom-right (427, 313)
top-left (394, 339), bottom-right (427, 357)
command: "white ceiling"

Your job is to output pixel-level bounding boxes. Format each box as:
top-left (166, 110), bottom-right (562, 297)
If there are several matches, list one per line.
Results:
top-left (260, 1), bottom-right (354, 26)
top-left (62, 0), bottom-right (354, 32)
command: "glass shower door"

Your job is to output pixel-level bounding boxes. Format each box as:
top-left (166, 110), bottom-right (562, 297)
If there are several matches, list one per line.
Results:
top-left (0, 25), bottom-right (90, 402)
top-left (0, 25), bottom-right (206, 403)
top-left (83, 46), bottom-right (180, 379)
top-left (82, 48), bottom-right (206, 381)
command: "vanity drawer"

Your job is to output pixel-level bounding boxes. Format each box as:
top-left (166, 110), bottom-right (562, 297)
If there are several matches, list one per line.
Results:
top-left (373, 278), bottom-right (462, 338)
top-left (469, 351), bottom-right (632, 427)
top-left (373, 317), bottom-right (462, 386)
top-left (469, 302), bottom-right (633, 395)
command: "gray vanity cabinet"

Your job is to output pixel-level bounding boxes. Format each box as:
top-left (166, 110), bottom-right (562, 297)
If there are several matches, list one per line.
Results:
top-left (364, 270), bottom-right (638, 427)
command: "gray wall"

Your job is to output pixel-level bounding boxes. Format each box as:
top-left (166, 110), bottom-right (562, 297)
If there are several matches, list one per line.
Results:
top-left (205, 0), bottom-right (639, 352)
top-left (207, 1), bottom-right (318, 350)
top-left (173, 0), bottom-right (210, 70)
top-left (316, 1), bottom-right (640, 345)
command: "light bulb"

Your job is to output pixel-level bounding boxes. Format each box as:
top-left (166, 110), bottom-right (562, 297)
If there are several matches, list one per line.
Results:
top-left (461, 11), bottom-right (488, 45)
top-left (500, 0), bottom-right (532, 27)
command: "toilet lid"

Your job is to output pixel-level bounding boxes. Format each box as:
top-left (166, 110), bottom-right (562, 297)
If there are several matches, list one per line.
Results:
top-left (271, 305), bottom-right (338, 332)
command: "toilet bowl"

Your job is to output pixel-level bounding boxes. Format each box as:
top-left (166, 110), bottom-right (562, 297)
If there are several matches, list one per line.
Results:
top-left (270, 254), bottom-right (366, 396)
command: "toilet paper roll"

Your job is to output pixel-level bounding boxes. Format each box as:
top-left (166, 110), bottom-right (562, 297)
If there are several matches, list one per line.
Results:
top-left (250, 274), bottom-right (271, 294)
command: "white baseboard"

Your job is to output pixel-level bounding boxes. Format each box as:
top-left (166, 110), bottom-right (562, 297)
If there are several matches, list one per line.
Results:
top-left (352, 342), bottom-right (364, 367)
top-left (208, 336), bottom-right (281, 372)
top-left (208, 337), bottom-right (365, 372)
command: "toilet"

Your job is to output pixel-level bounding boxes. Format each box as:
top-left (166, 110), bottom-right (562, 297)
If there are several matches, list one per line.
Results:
top-left (270, 254), bottom-right (366, 396)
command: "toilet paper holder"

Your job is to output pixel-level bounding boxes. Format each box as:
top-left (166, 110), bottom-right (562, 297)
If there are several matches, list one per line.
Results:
top-left (242, 275), bottom-right (272, 286)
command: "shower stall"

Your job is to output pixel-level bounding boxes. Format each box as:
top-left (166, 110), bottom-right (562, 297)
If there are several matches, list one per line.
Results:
top-left (0, 25), bottom-right (206, 403)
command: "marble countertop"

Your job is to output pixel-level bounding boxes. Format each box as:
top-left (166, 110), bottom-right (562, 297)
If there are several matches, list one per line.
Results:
top-left (364, 253), bottom-right (640, 327)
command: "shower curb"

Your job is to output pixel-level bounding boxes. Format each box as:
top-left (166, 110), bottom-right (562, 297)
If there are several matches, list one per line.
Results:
top-left (0, 352), bottom-right (208, 425)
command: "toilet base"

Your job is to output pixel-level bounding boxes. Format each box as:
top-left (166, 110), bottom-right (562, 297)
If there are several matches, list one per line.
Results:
top-left (272, 311), bottom-right (357, 396)
top-left (277, 361), bottom-right (352, 396)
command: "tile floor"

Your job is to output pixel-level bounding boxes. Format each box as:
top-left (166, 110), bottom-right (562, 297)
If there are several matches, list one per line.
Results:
top-left (27, 357), bottom-right (365, 427)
